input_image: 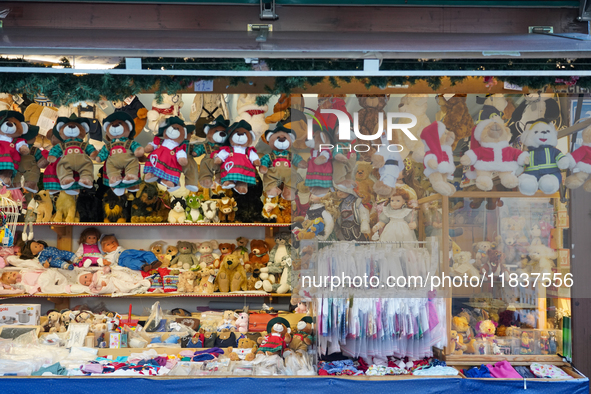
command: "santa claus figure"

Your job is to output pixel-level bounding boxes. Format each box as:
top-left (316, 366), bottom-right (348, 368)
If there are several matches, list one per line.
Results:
top-left (461, 108), bottom-right (529, 191)
top-left (421, 121), bottom-right (456, 196)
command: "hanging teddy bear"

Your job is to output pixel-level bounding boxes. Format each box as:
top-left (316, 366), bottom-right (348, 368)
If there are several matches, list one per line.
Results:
top-left (213, 120), bottom-right (260, 194)
top-left (191, 115), bottom-right (230, 189)
top-left (509, 92), bottom-right (560, 145)
top-left (518, 120), bottom-right (569, 195)
top-left (47, 115), bottom-right (99, 193)
top-left (565, 124), bottom-right (591, 192)
top-left (146, 93), bottom-right (184, 134)
top-left (97, 112), bottom-right (144, 196)
top-left (0, 110), bottom-right (30, 187)
top-left (259, 124), bottom-right (307, 200)
top-left (420, 121), bottom-right (456, 196)
top-left (144, 116), bottom-right (193, 191)
top-left (304, 124), bottom-right (334, 196)
top-left (15, 124), bottom-right (48, 193)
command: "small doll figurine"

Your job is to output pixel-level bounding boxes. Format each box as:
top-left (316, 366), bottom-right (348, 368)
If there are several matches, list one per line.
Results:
top-left (20, 240), bottom-right (75, 270)
top-left (257, 317), bottom-right (292, 357)
top-left (334, 183), bottom-right (370, 241)
top-left (540, 330), bottom-right (550, 355)
top-left (520, 331), bottom-right (533, 355)
top-left (100, 234), bottom-right (161, 272)
top-left (192, 115), bottom-right (230, 189)
top-left (213, 120), bottom-right (260, 194)
top-left (0, 110), bottom-right (31, 187)
top-left (47, 116), bottom-right (99, 192)
top-left (74, 227), bottom-right (104, 268)
top-left (96, 112), bottom-right (144, 196)
top-left (15, 124), bottom-right (48, 193)
top-left (143, 116), bottom-right (192, 191)
top-left (304, 124), bottom-right (333, 196)
top-left (371, 188), bottom-right (417, 244)
top-left (258, 124), bottom-right (307, 200)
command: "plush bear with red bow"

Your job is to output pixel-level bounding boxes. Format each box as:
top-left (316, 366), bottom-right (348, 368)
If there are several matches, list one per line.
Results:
top-left (421, 121), bottom-right (456, 196)
top-left (565, 125), bottom-right (591, 192)
top-left (460, 109), bottom-right (529, 191)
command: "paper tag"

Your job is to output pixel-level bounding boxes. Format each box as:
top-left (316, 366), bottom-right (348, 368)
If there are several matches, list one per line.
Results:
top-left (191, 102), bottom-right (197, 114)
top-left (208, 275), bottom-right (215, 283)
top-left (124, 95), bottom-right (135, 106)
top-left (194, 80), bottom-right (214, 92)
top-left (2, 237), bottom-right (8, 246)
top-left (504, 82), bottom-right (523, 91)
top-left (37, 107), bottom-right (58, 135)
top-left (98, 100), bottom-right (109, 110)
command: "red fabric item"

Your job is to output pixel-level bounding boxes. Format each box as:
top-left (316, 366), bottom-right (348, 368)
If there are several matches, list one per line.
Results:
top-left (421, 121), bottom-right (446, 164)
top-left (356, 357), bottom-right (369, 372)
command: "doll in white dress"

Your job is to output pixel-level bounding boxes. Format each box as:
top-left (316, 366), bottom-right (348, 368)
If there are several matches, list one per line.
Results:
top-left (371, 188), bottom-right (417, 245)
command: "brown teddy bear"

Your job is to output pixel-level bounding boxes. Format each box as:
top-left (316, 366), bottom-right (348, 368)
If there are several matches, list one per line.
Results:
top-left (290, 316), bottom-right (314, 353)
top-left (165, 245), bottom-right (178, 266)
top-left (191, 115), bottom-right (230, 189)
top-left (170, 241), bottom-right (199, 270)
top-left (150, 241), bottom-right (167, 265)
top-left (219, 243), bottom-right (236, 258)
top-left (15, 124), bottom-right (47, 193)
top-left (216, 251), bottom-right (247, 292)
top-left (0, 110), bottom-right (31, 186)
top-left (226, 337), bottom-right (258, 361)
top-left (249, 240), bottom-right (270, 270)
top-left (196, 267), bottom-right (217, 294)
top-left (354, 161), bottom-right (374, 208)
top-left (218, 196), bottom-right (237, 222)
top-left (472, 241), bottom-right (495, 271)
top-left (213, 120), bottom-right (260, 194)
top-left (47, 116), bottom-right (98, 191)
top-left (196, 240), bottom-right (220, 269)
top-left (355, 95), bottom-right (389, 162)
top-left (277, 196), bottom-right (291, 224)
top-left (98, 112), bottom-right (144, 193)
top-left (436, 94), bottom-right (474, 148)
top-left (177, 270), bottom-right (198, 293)
top-left (235, 236), bottom-right (250, 264)
top-left (258, 124), bottom-right (307, 200)
top-left (264, 94), bottom-right (308, 150)
top-left (565, 125), bottom-right (591, 192)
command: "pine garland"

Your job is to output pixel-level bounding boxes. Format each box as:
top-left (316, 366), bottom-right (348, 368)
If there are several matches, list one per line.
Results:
top-left (0, 56), bottom-right (589, 106)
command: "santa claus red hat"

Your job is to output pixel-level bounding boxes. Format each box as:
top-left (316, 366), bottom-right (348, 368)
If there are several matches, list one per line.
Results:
top-left (421, 121), bottom-right (446, 160)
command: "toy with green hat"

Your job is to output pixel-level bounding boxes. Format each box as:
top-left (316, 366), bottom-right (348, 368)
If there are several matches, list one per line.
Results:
top-left (257, 316), bottom-right (292, 356)
top-left (0, 110), bottom-right (32, 187)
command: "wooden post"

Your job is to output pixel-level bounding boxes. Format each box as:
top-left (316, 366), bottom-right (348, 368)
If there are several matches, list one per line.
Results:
top-left (51, 225), bottom-right (73, 252)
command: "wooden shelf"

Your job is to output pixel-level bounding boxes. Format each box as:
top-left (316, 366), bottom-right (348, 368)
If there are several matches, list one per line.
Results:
top-left (17, 222), bottom-right (292, 227)
top-left (0, 292), bottom-right (292, 299)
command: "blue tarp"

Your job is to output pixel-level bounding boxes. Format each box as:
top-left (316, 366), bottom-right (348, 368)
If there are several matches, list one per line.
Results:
top-left (0, 376), bottom-right (587, 394)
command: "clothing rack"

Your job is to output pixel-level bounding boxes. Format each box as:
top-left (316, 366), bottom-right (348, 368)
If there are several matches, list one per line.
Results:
top-left (316, 240), bottom-right (429, 244)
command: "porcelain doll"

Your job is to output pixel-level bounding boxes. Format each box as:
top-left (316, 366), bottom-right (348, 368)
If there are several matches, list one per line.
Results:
top-left (74, 227), bottom-right (104, 268)
top-left (371, 187), bottom-right (417, 245)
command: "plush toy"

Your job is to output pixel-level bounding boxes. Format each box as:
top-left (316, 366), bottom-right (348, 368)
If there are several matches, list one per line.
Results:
top-left (259, 125), bottom-right (306, 200)
top-left (396, 94), bottom-right (430, 160)
top-left (476, 319), bottom-right (497, 339)
top-left (472, 241), bottom-right (494, 271)
top-left (450, 330), bottom-right (467, 355)
top-left (235, 237), bottom-right (250, 264)
top-left (481, 248), bottom-right (507, 277)
top-left (201, 200), bottom-right (219, 223)
top-left (34, 190), bottom-right (54, 223)
top-left (53, 191), bottom-right (79, 222)
top-left (177, 270), bottom-right (198, 293)
top-left (265, 94), bottom-right (308, 150)
top-left (232, 172), bottom-right (266, 223)
top-left (24, 99), bottom-right (58, 142)
top-left (518, 121), bottom-right (569, 195)
top-left (304, 125), bottom-right (333, 196)
top-left (234, 94), bottom-right (268, 143)
top-left (192, 115), bottom-right (229, 189)
top-left (371, 132), bottom-right (404, 197)
top-left (218, 196), bottom-right (237, 222)
top-left (184, 193), bottom-right (203, 223)
top-left (277, 196), bottom-right (291, 224)
top-left (436, 94), bottom-right (474, 148)
top-left (227, 337), bottom-right (258, 361)
top-left (150, 241), bottom-right (167, 264)
top-left (293, 183), bottom-right (310, 223)
top-left (213, 120), bottom-right (260, 194)
top-left (130, 182), bottom-right (163, 223)
top-left (167, 196), bottom-right (187, 224)
top-left (498, 232), bottom-right (520, 265)
top-left (249, 240), bottom-right (270, 271)
top-left (334, 184), bottom-right (370, 241)
top-left (218, 310), bottom-right (238, 332)
top-left (112, 96), bottom-right (148, 133)
top-left (460, 112), bottom-right (529, 191)
top-left (235, 312), bottom-right (249, 333)
top-left (354, 161), bottom-right (374, 208)
top-left (196, 267), bottom-right (217, 294)
top-left (528, 223), bottom-right (543, 246)
top-left (421, 121), bottom-right (457, 196)
top-left (520, 331), bottom-right (533, 355)
top-left (216, 251), bottom-right (247, 292)
top-left (354, 95), bottom-right (389, 161)
top-left (170, 241), bottom-right (199, 270)
top-left (144, 117), bottom-right (190, 190)
top-left (451, 251), bottom-right (480, 279)
top-left (97, 112), bottom-right (144, 195)
top-left (259, 232), bottom-right (293, 293)
top-left (0, 110), bottom-right (30, 187)
top-left (290, 316), bottom-right (314, 353)
top-left (452, 315), bottom-right (476, 354)
top-left (44, 310), bottom-right (62, 334)
top-left (565, 124), bottom-right (591, 192)
top-left (47, 116), bottom-right (98, 192)
top-left (102, 189), bottom-right (127, 223)
top-left (20, 240), bottom-right (75, 270)
top-left (219, 243), bottom-right (236, 258)
top-left (76, 187), bottom-right (103, 223)
top-left (196, 240), bottom-right (220, 269)
top-left (257, 317), bottom-right (291, 356)
top-left (262, 195), bottom-right (281, 222)
top-left (527, 244), bottom-right (556, 274)
top-left (165, 245), bottom-right (179, 266)
top-left (15, 124), bottom-right (46, 193)
top-left (145, 93), bottom-right (184, 134)
top-left (509, 93), bottom-right (560, 144)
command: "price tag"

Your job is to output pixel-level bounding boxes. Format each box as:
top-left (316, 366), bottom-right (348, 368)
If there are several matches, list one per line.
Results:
top-left (124, 95), bottom-right (135, 106)
top-left (208, 275), bottom-right (215, 283)
top-left (98, 100), bottom-right (109, 110)
top-left (194, 80), bottom-right (214, 92)
top-left (37, 107), bottom-right (58, 135)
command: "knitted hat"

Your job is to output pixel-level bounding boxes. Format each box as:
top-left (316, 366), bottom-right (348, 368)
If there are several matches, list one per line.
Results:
top-left (300, 316), bottom-right (313, 324)
top-left (157, 116), bottom-right (195, 138)
top-left (53, 115), bottom-right (91, 142)
top-left (103, 112), bottom-right (136, 139)
top-left (0, 110), bottom-right (24, 124)
top-left (266, 316), bottom-right (291, 333)
top-left (264, 123), bottom-right (296, 143)
top-left (227, 120), bottom-right (255, 142)
top-left (22, 124), bottom-right (40, 141)
top-left (420, 121), bottom-right (448, 171)
top-left (197, 115), bottom-right (230, 138)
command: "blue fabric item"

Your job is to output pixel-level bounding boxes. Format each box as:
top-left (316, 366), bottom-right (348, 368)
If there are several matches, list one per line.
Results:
top-left (164, 335), bottom-right (180, 344)
top-left (192, 354), bottom-right (216, 362)
top-left (150, 336), bottom-right (163, 343)
top-left (118, 249), bottom-right (158, 271)
top-left (464, 365), bottom-right (492, 378)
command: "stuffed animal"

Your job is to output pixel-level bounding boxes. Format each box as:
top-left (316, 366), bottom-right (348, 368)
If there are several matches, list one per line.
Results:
top-left (481, 248), bottom-right (507, 277)
top-left (528, 224), bottom-right (543, 246)
top-left (234, 94), bottom-right (268, 143)
top-left (420, 121), bottom-right (457, 196)
top-left (436, 94), bottom-right (474, 148)
top-left (304, 125), bottom-right (333, 196)
top-left (144, 117), bottom-right (190, 190)
top-left (259, 232), bottom-right (293, 293)
top-left (15, 124), bottom-right (46, 193)
top-left (130, 182), bottom-right (162, 223)
top-left (53, 191), bottom-right (79, 223)
top-left (0, 110), bottom-right (30, 187)
top-left (472, 241), bottom-right (494, 271)
top-left (201, 200), bottom-right (219, 223)
top-left (227, 337), bottom-right (258, 361)
top-left (216, 251), bottom-right (247, 292)
top-left (354, 161), bottom-right (375, 208)
top-left (177, 270), bottom-right (198, 293)
top-left (102, 189), bottom-right (127, 223)
top-left (150, 241), bottom-right (167, 264)
top-left (184, 193), bottom-right (203, 223)
top-left (476, 319), bottom-right (497, 339)
top-left (196, 267), bottom-right (217, 294)
top-left (190, 94), bottom-right (228, 135)
top-left (451, 251), bottom-right (480, 279)
top-left (257, 317), bottom-right (291, 356)
top-left (235, 236), bottom-right (250, 264)
top-left (371, 132), bottom-right (404, 197)
top-left (565, 124), bottom-right (591, 192)
top-left (235, 312), bottom-right (249, 333)
top-left (249, 240), bottom-right (270, 271)
top-left (97, 112), bottom-right (144, 195)
top-left (452, 315), bottom-right (476, 354)
top-left (192, 115), bottom-right (230, 189)
top-left (527, 244), bottom-right (556, 274)
top-left (262, 195), bottom-right (281, 222)
top-left (44, 310), bottom-right (62, 334)
top-left (509, 93), bottom-right (560, 144)
top-left (170, 241), bottom-right (199, 270)
top-left (213, 120), bottom-right (260, 194)
top-left (218, 310), bottom-right (238, 332)
top-left (219, 243), bottom-right (236, 258)
top-left (277, 196), bottom-right (291, 224)
top-left (76, 187), bottom-right (103, 222)
top-left (498, 232), bottom-right (520, 265)
top-left (165, 245), bottom-right (179, 266)
top-left (34, 190), bottom-right (53, 223)
top-left (232, 172), bottom-right (265, 223)
top-left (265, 94), bottom-right (308, 150)
top-left (168, 196), bottom-right (187, 224)
top-left (259, 124), bottom-right (306, 200)
top-left (461, 112), bottom-right (529, 191)
top-left (290, 316), bottom-right (314, 353)
top-left (518, 121), bottom-right (569, 195)
top-left (218, 196), bottom-right (237, 222)
top-left (396, 94), bottom-right (430, 160)
top-left (450, 330), bottom-right (467, 355)
top-left (47, 116), bottom-right (99, 192)
top-left (112, 96), bottom-right (148, 133)
top-left (145, 93), bottom-right (184, 134)
top-left (196, 240), bottom-right (220, 269)
top-left (355, 95), bottom-right (389, 161)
